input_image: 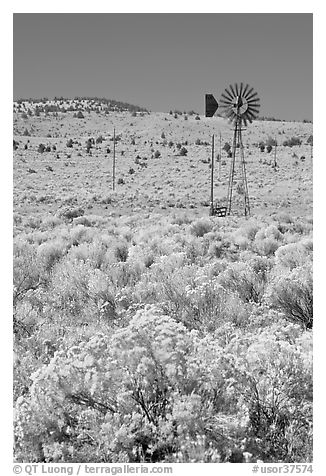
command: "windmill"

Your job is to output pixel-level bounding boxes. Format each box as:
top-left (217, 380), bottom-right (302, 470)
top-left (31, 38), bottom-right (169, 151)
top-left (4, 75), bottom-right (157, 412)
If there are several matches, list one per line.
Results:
top-left (219, 83), bottom-right (260, 216)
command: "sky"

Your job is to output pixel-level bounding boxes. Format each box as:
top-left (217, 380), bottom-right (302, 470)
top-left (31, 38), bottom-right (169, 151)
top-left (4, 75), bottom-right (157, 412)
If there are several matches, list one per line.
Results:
top-left (13, 13), bottom-right (313, 121)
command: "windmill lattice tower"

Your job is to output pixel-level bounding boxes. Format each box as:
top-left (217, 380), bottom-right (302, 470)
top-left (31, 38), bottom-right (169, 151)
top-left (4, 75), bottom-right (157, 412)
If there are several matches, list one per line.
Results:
top-left (220, 83), bottom-right (260, 216)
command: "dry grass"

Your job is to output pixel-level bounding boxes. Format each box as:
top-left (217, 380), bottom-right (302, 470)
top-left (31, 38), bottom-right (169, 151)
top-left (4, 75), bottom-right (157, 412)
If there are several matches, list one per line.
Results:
top-left (13, 104), bottom-right (312, 224)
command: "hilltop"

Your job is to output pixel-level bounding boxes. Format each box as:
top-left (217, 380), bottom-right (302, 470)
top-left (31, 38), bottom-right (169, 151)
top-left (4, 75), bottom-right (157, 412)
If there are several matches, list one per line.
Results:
top-left (14, 96), bottom-right (150, 116)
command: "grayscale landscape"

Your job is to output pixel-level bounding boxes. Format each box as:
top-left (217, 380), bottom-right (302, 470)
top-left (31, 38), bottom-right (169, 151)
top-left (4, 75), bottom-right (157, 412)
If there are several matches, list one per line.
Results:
top-left (13, 13), bottom-right (313, 464)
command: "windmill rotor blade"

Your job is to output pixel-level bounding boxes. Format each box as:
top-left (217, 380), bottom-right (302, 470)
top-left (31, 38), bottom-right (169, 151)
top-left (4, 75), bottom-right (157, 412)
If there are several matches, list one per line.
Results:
top-left (247, 98), bottom-right (259, 109)
top-left (220, 96), bottom-right (231, 103)
top-left (244, 87), bottom-right (254, 99)
top-left (222, 96), bottom-right (234, 104)
top-left (246, 91), bottom-right (258, 101)
top-left (242, 84), bottom-right (250, 96)
top-left (221, 94), bottom-right (234, 104)
top-left (247, 106), bottom-right (260, 115)
top-left (246, 109), bottom-right (258, 119)
top-left (244, 109), bottom-right (255, 119)
top-left (247, 100), bottom-right (260, 108)
top-left (247, 113), bottom-right (259, 121)
top-left (247, 113), bottom-right (259, 122)
top-left (244, 112), bottom-right (253, 123)
top-left (245, 110), bottom-right (258, 122)
top-left (248, 102), bottom-right (260, 109)
top-left (248, 105), bottom-right (259, 111)
top-left (220, 83), bottom-right (260, 129)
top-left (247, 107), bottom-right (260, 114)
top-left (247, 95), bottom-right (259, 105)
top-left (247, 95), bottom-right (260, 103)
top-left (248, 105), bottom-right (260, 112)
top-left (220, 97), bottom-right (233, 106)
top-left (227, 112), bottom-right (236, 122)
top-left (229, 84), bottom-right (236, 98)
top-left (223, 88), bottom-right (234, 101)
top-left (222, 102), bottom-right (233, 110)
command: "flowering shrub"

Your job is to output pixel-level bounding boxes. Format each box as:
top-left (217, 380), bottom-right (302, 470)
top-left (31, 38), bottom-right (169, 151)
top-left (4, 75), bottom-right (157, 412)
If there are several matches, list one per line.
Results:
top-left (15, 306), bottom-right (312, 463)
top-left (69, 225), bottom-right (94, 246)
top-left (114, 241), bottom-right (129, 262)
top-left (36, 240), bottom-right (67, 275)
top-left (13, 213), bottom-right (313, 463)
top-left (15, 307), bottom-right (192, 462)
top-left (255, 237), bottom-right (280, 256)
top-left (237, 325), bottom-right (313, 462)
top-left (13, 241), bottom-right (40, 304)
top-left (267, 264), bottom-right (313, 329)
top-left (219, 258), bottom-right (271, 304)
top-left (13, 241), bottom-right (42, 339)
top-left (189, 218), bottom-right (213, 237)
top-left (275, 241), bottom-right (312, 270)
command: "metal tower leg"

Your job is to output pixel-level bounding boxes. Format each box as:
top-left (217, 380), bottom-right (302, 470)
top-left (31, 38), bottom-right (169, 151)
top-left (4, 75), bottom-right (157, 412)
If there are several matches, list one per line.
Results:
top-left (227, 120), bottom-right (239, 215)
top-left (227, 119), bottom-right (250, 217)
top-left (239, 128), bottom-right (250, 216)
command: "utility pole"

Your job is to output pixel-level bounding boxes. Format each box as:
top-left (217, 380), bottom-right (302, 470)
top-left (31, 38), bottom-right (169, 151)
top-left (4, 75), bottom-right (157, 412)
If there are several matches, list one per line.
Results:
top-left (310, 141), bottom-right (313, 160)
top-left (112, 128), bottom-right (116, 191)
top-left (218, 131), bottom-right (222, 180)
top-left (209, 134), bottom-right (215, 216)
